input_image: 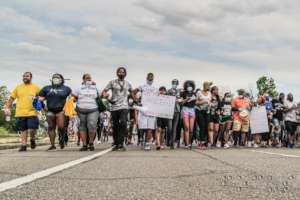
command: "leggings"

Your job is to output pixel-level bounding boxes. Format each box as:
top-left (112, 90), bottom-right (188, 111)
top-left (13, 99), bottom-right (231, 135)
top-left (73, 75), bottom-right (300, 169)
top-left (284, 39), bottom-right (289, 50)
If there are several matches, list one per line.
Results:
top-left (196, 110), bottom-right (209, 143)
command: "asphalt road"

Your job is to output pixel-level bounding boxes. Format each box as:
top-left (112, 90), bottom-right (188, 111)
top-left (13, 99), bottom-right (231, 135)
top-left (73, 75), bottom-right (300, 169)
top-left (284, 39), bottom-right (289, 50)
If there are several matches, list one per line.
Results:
top-left (1, 143), bottom-right (300, 200)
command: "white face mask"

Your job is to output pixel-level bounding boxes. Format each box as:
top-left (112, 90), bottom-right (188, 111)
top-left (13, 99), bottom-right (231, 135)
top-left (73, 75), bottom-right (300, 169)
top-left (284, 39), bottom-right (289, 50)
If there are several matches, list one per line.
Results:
top-left (147, 80), bottom-right (153, 85)
top-left (187, 86), bottom-right (193, 92)
top-left (172, 84), bottom-right (177, 89)
top-left (136, 92), bottom-right (141, 99)
top-left (239, 95), bottom-right (244, 99)
top-left (85, 81), bottom-right (93, 86)
top-left (52, 78), bottom-right (62, 85)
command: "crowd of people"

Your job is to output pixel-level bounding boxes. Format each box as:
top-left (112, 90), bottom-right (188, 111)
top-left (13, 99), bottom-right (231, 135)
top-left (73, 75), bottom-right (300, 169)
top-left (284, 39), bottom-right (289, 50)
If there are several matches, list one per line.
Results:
top-left (2, 68), bottom-right (300, 152)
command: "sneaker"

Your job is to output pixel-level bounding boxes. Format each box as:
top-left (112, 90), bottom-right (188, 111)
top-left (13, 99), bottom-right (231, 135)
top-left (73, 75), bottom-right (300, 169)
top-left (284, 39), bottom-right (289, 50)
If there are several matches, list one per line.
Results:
top-left (156, 146), bottom-right (161, 151)
top-left (224, 143), bottom-right (230, 149)
top-left (161, 145), bottom-right (165, 150)
top-left (112, 145), bottom-right (119, 151)
top-left (79, 145), bottom-right (88, 151)
top-left (18, 145), bottom-right (27, 152)
top-left (97, 140), bottom-right (102, 144)
top-left (47, 145), bottom-right (56, 151)
top-left (118, 145), bottom-right (126, 151)
top-left (253, 143), bottom-right (259, 148)
top-left (170, 145), bottom-right (175, 150)
top-left (88, 144), bottom-right (95, 151)
top-left (216, 141), bottom-right (221, 148)
top-left (59, 139), bottom-right (65, 149)
top-left (207, 143), bottom-right (212, 149)
top-left (247, 141), bottom-right (252, 148)
top-left (30, 139), bottom-right (36, 149)
top-left (144, 143), bottom-right (151, 151)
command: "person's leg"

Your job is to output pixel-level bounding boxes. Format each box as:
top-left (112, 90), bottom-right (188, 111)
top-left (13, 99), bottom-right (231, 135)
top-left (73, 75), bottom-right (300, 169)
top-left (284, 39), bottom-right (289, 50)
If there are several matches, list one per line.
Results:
top-left (78, 112), bottom-right (88, 149)
top-left (56, 113), bottom-right (66, 149)
top-left (118, 109), bottom-right (128, 148)
top-left (27, 117), bottom-right (39, 149)
top-left (197, 111), bottom-right (206, 145)
top-left (156, 127), bottom-right (161, 148)
top-left (208, 122), bottom-right (214, 146)
top-left (214, 123), bottom-right (220, 146)
top-left (111, 111), bottom-right (120, 147)
top-left (224, 121), bottom-right (232, 147)
top-left (47, 115), bottom-right (57, 147)
top-left (182, 115), bottom-right (190, 147)
top-left (87, 111), bottom-right (100, 149)
top-left (189, 115), bottom-right (195, 148)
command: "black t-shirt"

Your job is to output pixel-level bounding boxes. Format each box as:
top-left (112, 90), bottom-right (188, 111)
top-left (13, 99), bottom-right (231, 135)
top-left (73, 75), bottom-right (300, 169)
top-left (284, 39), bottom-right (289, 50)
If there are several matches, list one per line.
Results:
top-left (272, 99), bottom-right (284, 121)
top-left (180, 91), bottom-right (196, 108)
top-left (39, 85), bottom-right (72, 113)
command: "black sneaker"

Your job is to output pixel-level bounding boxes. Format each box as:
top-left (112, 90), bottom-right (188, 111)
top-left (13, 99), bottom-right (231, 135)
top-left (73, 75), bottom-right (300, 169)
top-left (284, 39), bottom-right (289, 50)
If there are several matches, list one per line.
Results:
top-left (30, 139), bottom-right (36, 149)
top-left (88, 144), bottom-right (95, 151)
top-left (156, 146), bottom-right (161, 151)
top-left (18, 145), bottom-right (27, 152)
top-left (59, 139), bottom-right (65, 149)
top-left (118, 145), bottom-right (126, 151)
top-left (79, 145), bottom-right (88, 151)
top-left (170, 145), bottom-right (175, 150)
top-left (47, 145), bottom-right (56, 151)
top-left (112, 146), bottom-right (118, 151)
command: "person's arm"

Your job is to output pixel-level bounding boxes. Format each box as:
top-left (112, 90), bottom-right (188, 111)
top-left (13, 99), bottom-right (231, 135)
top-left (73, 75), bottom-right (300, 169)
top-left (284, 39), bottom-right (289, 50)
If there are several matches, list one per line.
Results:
top-left (4, 87), bottom-right (17, 114)
top-left (101, 81), bottom-right (112, 98)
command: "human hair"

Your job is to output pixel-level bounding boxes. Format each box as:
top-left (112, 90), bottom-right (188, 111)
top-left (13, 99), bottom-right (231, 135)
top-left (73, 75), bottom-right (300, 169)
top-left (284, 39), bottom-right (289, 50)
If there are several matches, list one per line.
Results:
top-left (52, 73), bottom-right (65, 85)
top-left (23, 72), bottom-right (32, 78)
top-left (183, 80), bottom-right (195, 91)
top-left (116, 67), bottom-right (127, 75)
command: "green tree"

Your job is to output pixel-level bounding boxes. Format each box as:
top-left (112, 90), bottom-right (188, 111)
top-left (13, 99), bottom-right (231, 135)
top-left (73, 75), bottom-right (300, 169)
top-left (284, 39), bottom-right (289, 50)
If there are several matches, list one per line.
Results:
top-left (0, 86), bottom-right (16, 132)
top-left (256, 76), bottom-right (278, 98)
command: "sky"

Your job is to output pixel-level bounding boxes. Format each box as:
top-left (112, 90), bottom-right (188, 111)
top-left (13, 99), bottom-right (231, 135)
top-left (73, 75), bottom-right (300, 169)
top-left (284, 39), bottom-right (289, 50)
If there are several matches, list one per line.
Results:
top-left (0, 0), bottom-right (300, 99)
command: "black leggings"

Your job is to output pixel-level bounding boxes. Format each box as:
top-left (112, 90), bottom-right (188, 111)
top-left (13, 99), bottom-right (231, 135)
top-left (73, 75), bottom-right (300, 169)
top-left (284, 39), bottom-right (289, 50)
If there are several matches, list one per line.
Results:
top-left (111, 109), bottom-right (128, 146)
top-left (196, 110), bottom-right (209, 142)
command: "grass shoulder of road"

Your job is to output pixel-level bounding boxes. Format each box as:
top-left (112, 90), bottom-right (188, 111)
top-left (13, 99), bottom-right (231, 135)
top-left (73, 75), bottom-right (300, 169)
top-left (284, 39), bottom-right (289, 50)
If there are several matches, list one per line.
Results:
top-left (0, 127), bottom-right (49, 149)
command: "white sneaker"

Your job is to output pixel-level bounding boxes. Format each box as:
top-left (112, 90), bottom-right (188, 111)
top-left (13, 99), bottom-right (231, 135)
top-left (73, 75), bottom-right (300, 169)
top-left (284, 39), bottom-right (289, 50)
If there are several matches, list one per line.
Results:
top-left (253, 143), bottom-right (259, 148)
top-left (97, 140), bottom-right (102, 144)
top-left (247, 141), bottom-right (252, 148)
top-left (144, 143), bottom-right (151, 151)
top-left (224, 143), bottom-right (230, 149)
top-left (216, 141), bottom-right (221, 148)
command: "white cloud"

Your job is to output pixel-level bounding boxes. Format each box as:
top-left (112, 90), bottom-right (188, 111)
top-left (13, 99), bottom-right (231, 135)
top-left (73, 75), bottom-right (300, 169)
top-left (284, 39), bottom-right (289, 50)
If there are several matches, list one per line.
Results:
top-left (13, 42), bottom-right (51, 54)
top-left (79, 26), bottom-right (111, 42)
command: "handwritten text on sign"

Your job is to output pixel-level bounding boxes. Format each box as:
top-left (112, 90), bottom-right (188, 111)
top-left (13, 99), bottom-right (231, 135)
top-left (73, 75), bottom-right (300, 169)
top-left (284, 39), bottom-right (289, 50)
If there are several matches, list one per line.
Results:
top-left (250, 106), bottom-right (269, 134)
top-left (142, 93), bottom-right (176, 119)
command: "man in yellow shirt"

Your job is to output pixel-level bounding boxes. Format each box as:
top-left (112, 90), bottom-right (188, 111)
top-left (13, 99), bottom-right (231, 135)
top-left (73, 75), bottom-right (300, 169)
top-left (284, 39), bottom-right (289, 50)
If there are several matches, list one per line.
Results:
top-left (5, 72), bottom-right (41, 152)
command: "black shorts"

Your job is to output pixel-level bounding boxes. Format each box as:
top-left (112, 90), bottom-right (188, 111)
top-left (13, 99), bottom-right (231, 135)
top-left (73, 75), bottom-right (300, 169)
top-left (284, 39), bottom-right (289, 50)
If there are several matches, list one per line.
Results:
top-left (285, 121), bottom-right (298, 135)
top-left (209, 114), bottom-right (219, 124)
top-left (157, 118), bottom-right (169, 129)
top-left (16, 117), bottom-right (39, 132)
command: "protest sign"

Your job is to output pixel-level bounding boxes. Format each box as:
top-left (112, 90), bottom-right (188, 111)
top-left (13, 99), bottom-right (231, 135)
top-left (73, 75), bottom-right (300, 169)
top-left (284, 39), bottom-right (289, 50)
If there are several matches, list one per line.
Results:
top-left (250, 106), bottom-right (269, 134)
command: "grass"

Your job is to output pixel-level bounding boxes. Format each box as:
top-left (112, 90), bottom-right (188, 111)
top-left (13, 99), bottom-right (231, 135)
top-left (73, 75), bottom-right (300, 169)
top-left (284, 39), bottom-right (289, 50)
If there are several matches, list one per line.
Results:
top-left (0, 127), bottom-right (18, 138)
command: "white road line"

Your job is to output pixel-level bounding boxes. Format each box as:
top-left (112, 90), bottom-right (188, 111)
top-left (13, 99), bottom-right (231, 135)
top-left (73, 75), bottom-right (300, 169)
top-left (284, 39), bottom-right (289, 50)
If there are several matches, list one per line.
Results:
top-left (249, 149), bottom-right (300, 158)
top-left (0, 147), bottom-right (112, 193)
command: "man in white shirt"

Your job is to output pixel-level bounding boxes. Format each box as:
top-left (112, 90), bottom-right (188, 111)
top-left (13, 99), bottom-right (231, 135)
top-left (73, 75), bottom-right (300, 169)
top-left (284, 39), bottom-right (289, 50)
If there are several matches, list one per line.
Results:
top-left (284, 93), bottom-right (298, 148)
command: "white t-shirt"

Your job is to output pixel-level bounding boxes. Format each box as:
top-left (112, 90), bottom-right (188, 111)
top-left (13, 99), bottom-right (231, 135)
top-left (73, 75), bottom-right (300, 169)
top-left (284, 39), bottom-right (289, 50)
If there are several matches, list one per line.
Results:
top-left (73, 84), bottom-right (98, 110)
top-left (284, 100), bottom-right (297, 122)
top-left (196, 91), bottom-right (211, 110)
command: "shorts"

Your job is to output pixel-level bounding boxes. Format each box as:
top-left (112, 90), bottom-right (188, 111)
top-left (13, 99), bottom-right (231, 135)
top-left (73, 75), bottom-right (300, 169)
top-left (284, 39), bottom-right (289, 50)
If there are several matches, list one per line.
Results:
top-left (209, 114), bottom-right (219, 124)
top-left (157, 118), bottom-right (169, 129)
top-left (181, 107), bottom-right (195, 119)
top-left (285, 121), bottom-right (298, 135)
top-left (46, 110), bottom-right (64, 117)
top-left (219, 115), bottom-right (232, 124)
top-left (16, 117), bottom-right (39, 132)
top-left (233, 120), bottom-right (249, 133)
top-left (77, 110), bottom-right (99, 132)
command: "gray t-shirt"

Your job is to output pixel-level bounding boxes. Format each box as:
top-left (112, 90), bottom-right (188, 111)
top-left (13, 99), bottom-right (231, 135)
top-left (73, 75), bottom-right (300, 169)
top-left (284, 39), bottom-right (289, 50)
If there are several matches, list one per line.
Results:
top-left (105, 79), bottom-right (132, 111)
top-left (73, 84), bottom-right (98, 110)
top-left (284, 100), bottom-right (297, 122)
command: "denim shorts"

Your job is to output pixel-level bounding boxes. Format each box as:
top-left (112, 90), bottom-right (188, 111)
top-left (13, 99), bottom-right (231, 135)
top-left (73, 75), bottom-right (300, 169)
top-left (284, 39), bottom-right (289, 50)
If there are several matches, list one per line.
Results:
top-left (181, 107), bottom-right (195, 119)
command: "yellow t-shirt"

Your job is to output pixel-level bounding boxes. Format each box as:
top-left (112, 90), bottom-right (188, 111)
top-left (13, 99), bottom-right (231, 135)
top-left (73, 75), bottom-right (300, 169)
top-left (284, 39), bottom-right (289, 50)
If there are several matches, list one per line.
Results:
top-left (11, 83), bottom-right (41, 117)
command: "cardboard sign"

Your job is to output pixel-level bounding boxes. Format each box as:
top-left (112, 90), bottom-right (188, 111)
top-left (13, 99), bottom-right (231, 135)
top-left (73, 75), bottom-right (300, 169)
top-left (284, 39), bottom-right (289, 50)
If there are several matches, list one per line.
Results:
top-left (141, 93), bottom-right (176, 119)
top-left (250, 106), bottom-right (269, 134)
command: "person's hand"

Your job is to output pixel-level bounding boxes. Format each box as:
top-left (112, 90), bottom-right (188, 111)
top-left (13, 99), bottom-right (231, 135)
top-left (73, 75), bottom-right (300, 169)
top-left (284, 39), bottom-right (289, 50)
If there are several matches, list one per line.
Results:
top-left (2, 107), bottom-right (11, 116)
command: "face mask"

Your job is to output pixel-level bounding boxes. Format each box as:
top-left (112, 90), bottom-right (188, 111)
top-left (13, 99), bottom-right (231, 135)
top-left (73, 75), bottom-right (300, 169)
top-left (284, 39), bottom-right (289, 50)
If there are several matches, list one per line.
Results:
top-left (52, 78), bottom-right (62, 85)
top-left (225, 97), bottom-right (232, 103)
top-left (128, 99), bottom-right (133, 104)
top-left (239, 95), bottom-right (244, 99)
top-left (118, 74), bottom-right (125, 80)
top-left (172, 84), bottom-right (177, 89)
top-left (85, 81), bottom-right (93, 86)
top-left (147, 80), bottom-right (153, 85)
top-left (187, 86), bottom-right (193, 92)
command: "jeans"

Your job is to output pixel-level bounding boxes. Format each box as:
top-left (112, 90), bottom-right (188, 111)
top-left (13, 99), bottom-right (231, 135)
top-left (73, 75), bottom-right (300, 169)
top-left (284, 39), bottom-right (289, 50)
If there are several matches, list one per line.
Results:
top-left (111, 109), bottom-right (128, 147)
top-left (196, 110), bottom-right (209, 142)
top-left (167, 112), bottom-right (180, 147)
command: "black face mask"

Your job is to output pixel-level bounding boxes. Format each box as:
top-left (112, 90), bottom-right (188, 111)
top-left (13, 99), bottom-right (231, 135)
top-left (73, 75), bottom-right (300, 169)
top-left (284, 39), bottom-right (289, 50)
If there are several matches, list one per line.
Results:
top-left (118, 74), bottom-right (125, 80)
